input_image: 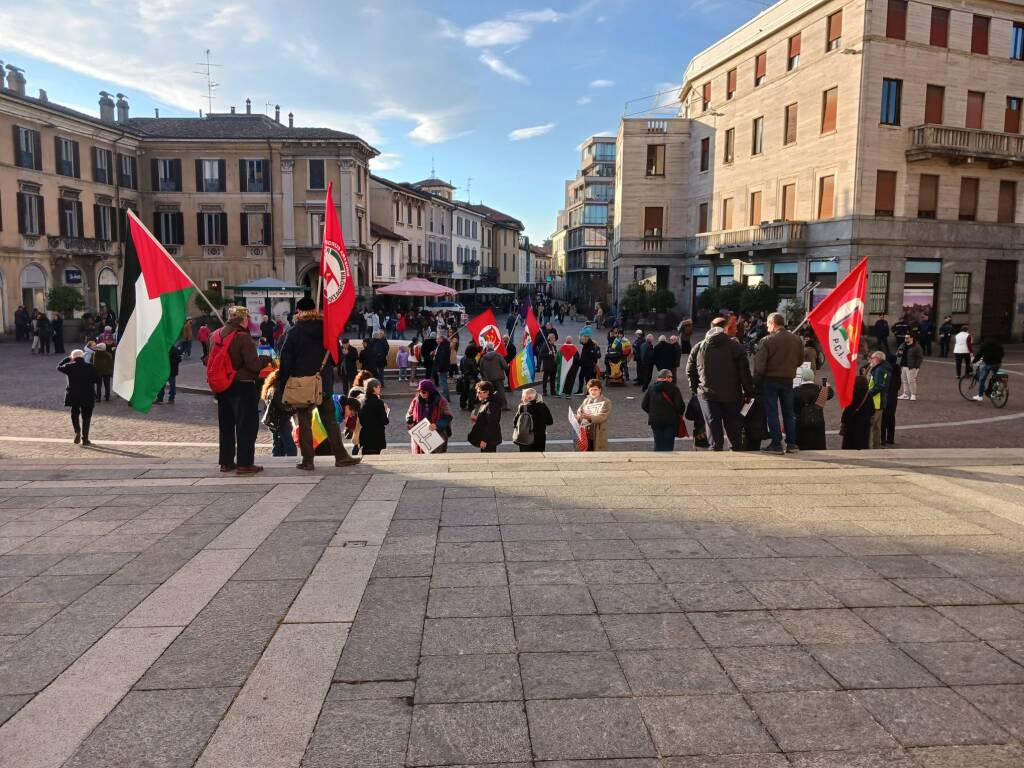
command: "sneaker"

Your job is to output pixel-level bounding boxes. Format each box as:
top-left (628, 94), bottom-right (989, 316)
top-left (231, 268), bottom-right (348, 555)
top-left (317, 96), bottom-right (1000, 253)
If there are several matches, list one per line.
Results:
top-left (236, 465), bottom-right (264, 475)
top-left (897, 394), bottom-right (909, 400)
top-left (73, 434), bottom-right (80, 444)
top-left (910, 395), bottom-right (917, 401)
top-left (785, 444), bottom-right (800, 454)
top-left (972, 395), bottom-right (984, 401)
top-left (761, 443), bottom-right (785, 454)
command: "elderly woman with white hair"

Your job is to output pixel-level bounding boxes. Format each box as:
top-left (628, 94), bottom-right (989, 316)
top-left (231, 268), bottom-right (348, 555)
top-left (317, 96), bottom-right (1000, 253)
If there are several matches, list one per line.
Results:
top-left (513, 388), bottom-right (554, 452)
top-left (57, 349), bottom-right (99, 446)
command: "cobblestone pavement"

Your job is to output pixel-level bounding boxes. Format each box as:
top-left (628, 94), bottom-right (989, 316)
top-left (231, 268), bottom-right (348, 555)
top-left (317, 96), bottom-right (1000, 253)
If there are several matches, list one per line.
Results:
top-left (1, 323), bottom-right (1022, 459)
top-left (0, 450), bottom-right (1023, 767)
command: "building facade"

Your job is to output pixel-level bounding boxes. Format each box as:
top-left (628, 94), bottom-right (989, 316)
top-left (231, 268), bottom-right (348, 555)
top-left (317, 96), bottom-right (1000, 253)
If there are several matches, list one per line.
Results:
top-left (369, 175), bottom-right (429, 288)
top-left (413, 178), bottom-right (455, 282)
top-left (451, 202), bottom-right (482, 291)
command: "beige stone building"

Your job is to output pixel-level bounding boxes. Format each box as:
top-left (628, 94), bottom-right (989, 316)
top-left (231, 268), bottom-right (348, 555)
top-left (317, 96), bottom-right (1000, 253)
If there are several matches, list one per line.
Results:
top-left (369, 175), bottom-right (430, 286)
top-left (612, 0), bottom-right (1024, 339)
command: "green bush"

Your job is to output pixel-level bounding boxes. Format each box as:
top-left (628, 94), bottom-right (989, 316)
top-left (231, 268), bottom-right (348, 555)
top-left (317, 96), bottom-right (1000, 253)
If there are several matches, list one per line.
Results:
top-left (651, 289), bottom-right (677, 313)
top-left (46, 286), bottom-right (85, 314)
top-left (740, 283), bottom-right (779, 314)
top-left (621, 283), bottom-right (650, 315)
top-left (195, 289), bottom-right (228, 312)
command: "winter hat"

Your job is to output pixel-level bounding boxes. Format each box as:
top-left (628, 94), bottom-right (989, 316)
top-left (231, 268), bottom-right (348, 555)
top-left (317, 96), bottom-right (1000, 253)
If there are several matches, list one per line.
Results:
top-left (417, 379), bottom-right (437, 393)
top-left (296, 297), bottom-right (316, 312)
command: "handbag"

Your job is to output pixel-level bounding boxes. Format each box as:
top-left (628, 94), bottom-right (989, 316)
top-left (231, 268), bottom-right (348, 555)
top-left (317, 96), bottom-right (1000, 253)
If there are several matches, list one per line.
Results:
top-left (661, 391), bottom-right (688, 438)
top-left (282, 351), bottom-right (330, 408)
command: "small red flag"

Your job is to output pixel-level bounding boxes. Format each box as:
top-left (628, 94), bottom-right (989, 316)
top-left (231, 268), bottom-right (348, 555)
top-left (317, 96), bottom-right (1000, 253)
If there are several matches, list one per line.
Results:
top-left (466, 309), bottom-right (507, 357)
top-left (807, 257), bottom-right (868, 408)
top-left (523, 306), bottom-right (542, 348)
top-left (320, 182), bottom-right (355, 363)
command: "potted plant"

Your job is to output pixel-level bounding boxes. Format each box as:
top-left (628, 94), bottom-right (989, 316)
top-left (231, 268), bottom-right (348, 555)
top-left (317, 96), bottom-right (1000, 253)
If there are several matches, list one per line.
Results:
top-left (46, 286), bottom-right (85, 343)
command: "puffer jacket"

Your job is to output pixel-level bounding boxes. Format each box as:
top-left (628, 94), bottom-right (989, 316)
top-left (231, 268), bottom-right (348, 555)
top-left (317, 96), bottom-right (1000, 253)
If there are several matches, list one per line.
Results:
top-left (687, 328), bottom-right (754, 402)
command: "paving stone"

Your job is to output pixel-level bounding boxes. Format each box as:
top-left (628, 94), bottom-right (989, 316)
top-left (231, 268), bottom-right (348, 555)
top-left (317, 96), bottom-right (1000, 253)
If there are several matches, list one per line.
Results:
top-left (807, 644), bottom-right (940, 689)
top-left (511, 585), bottom-right (596, 615)
top-left (440, 507), bottom-right (500, 527)
top-left (935, 605), bottom-right (1024, 640)
top-left (422, 617), bottom-right (517, 655)
top-left (416, 653), bottom-right (522, 703)
top-left (748, 690), bottom-right (896, 752)
top-left (500, 524), bottom-right (567, 542)
top-left (688, 611), bottom-right (797, 647)
top-left (43, 552), bottom-right (137, 576)
top-left (600, 612), bottom-right (706, 650)
top-left (326, 681), bottom-right (415, 701)
top-left (908, 745), bottom-right (1024, 768)
top-left (969, 577), bottom-right (1024, 603)
top-left (0, 601), bottom-right (62, 634)
top-left (0, 575), bottom-right (26, 597)
top-left (633, 539), bottom-right (709, 559)
top-left (302, 697), bottom-right (412, 768)
top-left (436, 541), bottom-right (505, 563)
top-left (855, 687), bottom-right (1010, 746)
top-left (619, 648), bottom-right (735, 695)
top-left (953, 684), bottom-right (1024, 739)
top-left (76, 533), bottom-right (165, 554)
top-left (428, 586), bottom-right (511, 618)
top-left (857, 555), bottom-right (953, 579)
top-left (570, 539), bottom-right (643, 560)
top-left (546, 760), bottom-right (659, 768)
top-left (590, 584), bottom-right (680, 614)
top-left (528, 698), bottom-right (655, 761)
top-left (371, 554), bottom-right (435, 578)
top-left (714, 646), bottom-right (838, 692)
top-left (922, 554), bottom-right (1024, 578)
top-left (515, 614), bottom-right (609, 652)
top-left (431, 562), bottom-right (508, 588)
top-left (0, 694), bottom-right (30, 726)
top-left (506, 560), bottom-right (584, 585)
top-left (408, 701), bottom-right (531, 766)
top-left (988, 639), bottom-right (1024, 665)
top-left (891, 578), bottom-right (1000, 606)
top-left (103, 524), bottom-right (225, 584)
top-left (786, 749), bottom-right (919, 767)
top-left (742, 580), bottom-right (842, 610)
top-left (638, 694), bottom-right (777, 756)
top-left (773, 609), bottom-right (885, 644)
top-left (438, 525), bottom-right (501, 542)
top-left (520, 651), bottom-right (629, 698)
top-left (577, 559), bottom-right (659, 585)
top-left (901, 641), bottom-right (1024, 686)
top-left (722, 557), bottom-right (809, 581)
top-left (10, 535), bottom-right (100, 555)
top-left (764, 537), bottom-right (846, 558)
top-left (669, 582), bottom-right (762, 612)
top-left (816, 579), bottom-right (923, 607)
top-left (63, 687), bottom-right (236, 768)
top-left (649, 558), bottom-right (731, 582)
top-left (855, 607), bottom-right (975, 643)
top-left (503, 540), bottom-right (573, 561)
top-left (0, 554), bottom-right (64, 577)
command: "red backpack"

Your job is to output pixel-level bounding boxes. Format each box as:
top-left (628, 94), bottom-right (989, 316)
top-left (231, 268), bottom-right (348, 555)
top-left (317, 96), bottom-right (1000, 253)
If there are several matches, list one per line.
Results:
top-left (206, 328), bottom-right (240, 394)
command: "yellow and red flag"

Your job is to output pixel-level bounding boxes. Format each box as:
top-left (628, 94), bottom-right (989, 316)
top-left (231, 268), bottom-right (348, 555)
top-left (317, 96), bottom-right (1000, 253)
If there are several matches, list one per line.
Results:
top-left (807, 257), bottom-right (868, 408)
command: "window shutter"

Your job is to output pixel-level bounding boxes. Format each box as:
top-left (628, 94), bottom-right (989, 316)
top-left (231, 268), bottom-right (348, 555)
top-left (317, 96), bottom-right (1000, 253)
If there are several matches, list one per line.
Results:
top-left (785, 104), bottom-right (798, 144)
top-left (789, 33), bottom-right (801, 57)
top-left (151, 159), bottom-right (160, 191)
top-left (76, 201), bottom-right (84, 237)
top-left (239, 159), bottom-right (247, 193)
top-left (755, 52), bottom-right (766, 80)
top-left (828, 11), bottom-right (843, 45)
top-left (822, 88), bottom-right (838, 133)
top-left (702, 82), bottom-right (711, 106)
top-left (959, 178), bottom-right (979, 219)
top-left (1006, 98), bottom-right (1022, 134)
top-left (92, 148), bottom-right (99, 182)
top-left (782, 184), bottom-right (796, 220)
top-left (93, 204), bottom-right (101, 239)
top-left (11, 126), bottom-right (19, 165)
top-left (998, 181), bottom-right (1017, 224)
top-left (54, 136), bottom-right (61, 172)
top-left (153, 212), bottom-right (162, 242)
top-left (72, 141), bottom-right (80, 178)
top-left (16, 192), bottom-right (26, 234)
top-left (971, 15), bottom-right (989, 55)
top-left (240, 212), bottom-right (249, 245)
top-left (818, 176), bottom-right (835, 219)
top-left (197, 212), bottom-right (206, 245)
top-left (217, 160), bottom-right (226, 192)
top-left (886, 0), bottom-right (907, 40)
top-left (918, 175), bottom-right (939, 214)
top-left (726, 68), bottom-right (736, 96)
top-left (172, 159), bottom-right (182, 191)
top-left (219, 212), bottom-right (228, 244)
top-left (925, 86), bottom-right (944, 124)
top-left (37, 196), bottom-right (45, 234)
top-left (749, 191), bottom-right (762, 225)
top-left (966, 91), bottom-right (985, 130)
top-left (930, 8), bottom-right (949, 46)
top-left (875, 170), bottom-right (897, 215)
top-left (263, 212), bottom-right (272, 245)
top-left (195, 159), bottom-right (203, 192)
top-left (174, 213), bottom-right (184, 244)
top-left (58, 199), bottom-right (67, 237)
top-left (32, 131), bottom-right (42, 170)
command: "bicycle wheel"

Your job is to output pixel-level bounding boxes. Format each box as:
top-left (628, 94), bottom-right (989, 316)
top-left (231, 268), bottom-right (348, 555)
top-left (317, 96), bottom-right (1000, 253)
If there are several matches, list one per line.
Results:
top-left (959, 374), bottom-right (978, 401)
top-left (990, 380), bottom-right (1009, 409)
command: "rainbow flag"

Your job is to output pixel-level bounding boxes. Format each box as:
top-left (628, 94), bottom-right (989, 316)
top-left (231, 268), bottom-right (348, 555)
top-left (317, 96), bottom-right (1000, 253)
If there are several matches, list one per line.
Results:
top-left (291, 409), bottom-right (328, 448)
top-left (508, 345), bottom-right (536, 390)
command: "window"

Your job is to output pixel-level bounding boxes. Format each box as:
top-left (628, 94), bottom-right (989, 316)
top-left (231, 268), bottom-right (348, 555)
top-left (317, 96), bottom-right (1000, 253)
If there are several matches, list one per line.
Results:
top-left (1006, 97), bottom-right (1022, 134)
top-left (308, 159), bottom-right (325, 190)
top-left (394, 199), bottom-right (400, 223)
top-left (646, 144), bottom-right (665, 175)
top-left (583, 204), bottom-right (606, 225)
top-left (643, 206), bottom-right (663, 237)
top-left (827, 11), bottom-right (843, 51)
top-left (754, 52), bottom-right (767, 86)
top-left (375, 245), bottom-right (383, 277)
top-left (958, 177), bottom-right (979, 221)
top-left (866, 272), bottom-right (889, 314)
top-left (751, 116), bottom-right (764, 155)
top-left (886, 0), bottom-right (907, 39)
top-left (58, 199), bottom-right (83, 238)
top-left (390, 246), bottom-right (396, 277)
top-left (241, 212), bottom-right (270, 245)
top-left (55, 137), bottom-right (80, 178)
top-left (94, 203), bottom-right (114, 241)
top-left (718, 197), bottom-right (732, 229)
top-left (701, 82), bottom-right (711, 112)
top-left (966, 91), bottom-right (985, 130)
top-left (13, 126), bottom-right (41, 170)
top-left (309, 212), bottom-right (325, 246)
top-left (700, 137), bottom-right (710, 172)
top-left (197, 159), bottom-right (225, 192)
top-left (417, 207), bottom-right (423, 228)
top-left (429, 208), bottom-right (434, 232)
top-left (821, 87), bottom-right (838, 133)
top-left (784, 103), bottom-right (798, 145)
top-left (241, 159), bottom-right (266, 193)
top-left (456, 246), bottom-right (463, 264)
top-left (772, 262), bottom-right (798, 296)
top-left (875, 170), bottom-right (897, 216)
top-left (918, 175), bottom-right (939, 218)
top-left (356, 167), bottom-right (362, 194)
top-left (726, 68), bottom-right (737, 99)
top-left (723, 128), bottom-right (735, 163)
top-left (406, 203), bottom-right (413, 225)
top-left (1013, 23), bottom-right (1024, 60)
top-left (698, 202), bottom-right (709, 232)
top-left (924, 85), bottom-right (945, 124)
top-left (17, 191), bottom-right (44, 235)
top-left (930, 7), bottom-right (949, 47)
top-left (154, 211), bottom-right (183, 245)
top-left (471, 221), bottom-right (477, 239)
top-left (951, 273), bottom-right (970, 313)
top-left (197, 212), bottom-right (228, 245)
top-left (788, 33), bottom-right (801, 70)
top-left (749, 190), bottom-right (762, 225)
top-left (817, 175), bottom-right (835, 219)
top-left (880, 79), bottom-right (902, 125)
top-left (781, 183), bottom-right (796, 220)
top-left (971, 15), bottom-right (989, 55)
top-left (92, 148), bottom-right (112, 184)
top-left (998, 180), bottom-right (1017, 223)
top-left (153, 159), bottom-right (181, 192)
top-left (457, 216), bottom-right (463, 236)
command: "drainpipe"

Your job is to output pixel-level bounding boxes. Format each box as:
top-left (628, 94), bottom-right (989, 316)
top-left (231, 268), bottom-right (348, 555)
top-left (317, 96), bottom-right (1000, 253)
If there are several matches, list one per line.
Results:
top-left (266, 138), bottom-right (276, 273)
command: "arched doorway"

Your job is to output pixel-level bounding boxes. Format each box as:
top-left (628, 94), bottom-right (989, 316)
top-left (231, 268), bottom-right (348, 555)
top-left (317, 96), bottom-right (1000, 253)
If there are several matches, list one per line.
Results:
top-left (297, 263), bottom-right (317, 296)
top-left (98, 267), bottom-right (119, 315)
top-left (20, 263), bottom-right (47, 313)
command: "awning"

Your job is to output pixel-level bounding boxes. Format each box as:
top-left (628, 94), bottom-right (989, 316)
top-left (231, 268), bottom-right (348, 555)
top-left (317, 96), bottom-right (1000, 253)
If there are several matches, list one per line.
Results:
top-left (376, 277), bottom-right (457, 297)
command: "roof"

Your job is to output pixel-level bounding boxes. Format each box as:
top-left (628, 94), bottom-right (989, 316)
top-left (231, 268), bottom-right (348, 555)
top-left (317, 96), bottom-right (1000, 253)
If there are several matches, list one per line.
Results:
top-left (370, 174), bottom-right (432, 200)
top-left (461, 202), bottom-right (524, 230)
top-left (413, 178), bottom-right (455, 189)
top-left (1, 90), bottom-right (127, 135)
top-left (530, 244), bottom-right (551, 256)
top-left (370, 222), bottom-right (407, 242)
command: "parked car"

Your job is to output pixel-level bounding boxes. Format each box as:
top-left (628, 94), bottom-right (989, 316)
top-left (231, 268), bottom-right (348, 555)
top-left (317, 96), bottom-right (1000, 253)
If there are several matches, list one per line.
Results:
top-left (427, 301), bottom-right (466, 315)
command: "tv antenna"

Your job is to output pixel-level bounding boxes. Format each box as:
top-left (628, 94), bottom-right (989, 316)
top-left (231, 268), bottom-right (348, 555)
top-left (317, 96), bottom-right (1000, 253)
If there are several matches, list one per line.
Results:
top-left (430, 156), bottom-right (436, 177)
top-left (465, 176), bottom-right (473, 203)
top-left (194, 49), bottom-right (221, 114)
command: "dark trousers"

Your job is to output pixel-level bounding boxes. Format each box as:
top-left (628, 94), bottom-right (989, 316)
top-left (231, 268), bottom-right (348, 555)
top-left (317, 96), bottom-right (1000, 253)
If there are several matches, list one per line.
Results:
top-left (576, 367), bottom-right (595, 393)
top-left (652, 424), bottom-right (676, 451)
top-left (481, 444), bottom-right (498, 453)
top-left (760, 381), bottom-right (796, 447)
top-left (700, 398), bottom-right (743, 451)
top-left (920, 338), bottom-right (932, 356)
top-left (217, 380), bottom-right (259, 467)
top-left (954, 353), bottom-right (971, 377)
top-left (939, 337), bottom-right (950, 357)
top-left (39, 336), bottom-right (51, 354)
top-left (95, 376), bottom-right (111, 401)
top-left (881, 404), bottom-right (897, 444)
top-left (70, 403), bottom-right (93, 438)
top-left (875, 336), bottom-right (890, 355)
top-left (339, 373), bottom-right (353, 398)
top-left (156, 377), bottom-right (176, 402)
top-left (638, 364), bottom-right (653, 390)
top-left (53, 335), bottom-right (65, 354)
top-left (296, 395), bottom-right (351, 464)
top-left (542, 369), bottom-right (557, 397)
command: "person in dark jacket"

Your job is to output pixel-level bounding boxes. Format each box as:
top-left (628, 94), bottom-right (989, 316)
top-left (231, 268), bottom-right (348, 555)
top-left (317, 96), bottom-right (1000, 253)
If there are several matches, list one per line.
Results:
top-left (259, 315), bottom-right (275, 344)
top-left (882, 354), bottom-right (902, 445)
top-left (468, 380), bottom-right (502, 452)
top-left (896, 334), bottom-right (923, 401)
top-left (358, 378), bottom-right (389, 454)
top-left (686, 322), bottom-right (755, 451)
top-left (51, 313), bottom-right (65, 354)
top-left (576, 335), bottom-right (601, 394)
top-left (641, 369), bottom-right (686, 451)
top-left (358, 339), bottom-right (376, 378)
top-left (278, 297), bottom-right (360, 470)
top-left (792, 367), bottom-right (833, 450)
top-left (637, 334), bottom-right (656, 391)
top-left (538, 334), bottom-right (558, 398)
top-left (937, 316), bottom-right (954, 358)
top-left (420, 333), bottom-right (438, 381)
top-left (873, 315), bottom-right (890, 355)
top-left (972, 337), bottom-right (1005, 401)
top-left (514, 388), bottom-right (554, 452)
top-left (459, 344), bottom-right (481, 410)
top-left (370, 331), bottom-right (390, 380)
top-left (336, 338), bottom-right (359, 396)
top-left (213, 306), bottom-right (265, 474)
top-left (652, 336), bottom-right (676, 375)
top-left (155, 345), bottom-right (182, 403)
top-left (58, 350), bottom-right (99, 445)
top-left (91, 343), bottom-right (115, 401)
top-left (841, 376), bottom-right (874, 450)
top-left (36, 314), bottom-right (53, 355)
top-left (434, 334), bottom-right (451, 400)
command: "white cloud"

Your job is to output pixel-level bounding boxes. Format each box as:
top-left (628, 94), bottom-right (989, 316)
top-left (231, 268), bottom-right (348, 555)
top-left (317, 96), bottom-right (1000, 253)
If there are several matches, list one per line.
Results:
top-left (507, 9), bottom-right (565, 23)
top-left (650, 81), bottom-right (681, 111)
top-left (464, 19), bottom-right (531, 47)
top-left (479, 52), bottom-right (527, 84)
top-left (376, 103), bottom-right (473, 145)
top-left (370, 152), bottom-right (402, 172)
top-left (589, 79), bottom-right (615, 88)
top-left (576, 95), bottom-right (592, 105)
top-left (200, 4), bottom-right (268, 44)
top-left (509, 123), bottom-right (555, 141)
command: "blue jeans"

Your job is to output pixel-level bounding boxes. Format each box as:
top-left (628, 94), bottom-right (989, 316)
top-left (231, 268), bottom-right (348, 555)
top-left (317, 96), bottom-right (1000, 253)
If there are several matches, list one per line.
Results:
top-left (978, 363), bottom-right (995, 397)
top-left (156, 376), bottom-right (176, 402)
top-left (760, 380), bottom-right (796, 447)
top-left (652, 425), bottom-right (676, 451)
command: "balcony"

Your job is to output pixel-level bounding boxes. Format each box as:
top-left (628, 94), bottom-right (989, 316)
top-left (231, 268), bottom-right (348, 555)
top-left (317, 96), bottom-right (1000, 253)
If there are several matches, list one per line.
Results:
top-left (430, 260), bottom-right (454, 275)
top-left (409, 261), bottom-right (431, 277)
top-left (567, 253), bottom-right (608, 271)
top-left (463, 259), bottom-right (480, 276)
top-left (695, 221), bottom-right (806, 255)
top-left (615, 236), bottom-right (691, 257)
top-left (907, 125), bottom-right (1024, 166)
top-left (47, 236), bottom-right (114, 256)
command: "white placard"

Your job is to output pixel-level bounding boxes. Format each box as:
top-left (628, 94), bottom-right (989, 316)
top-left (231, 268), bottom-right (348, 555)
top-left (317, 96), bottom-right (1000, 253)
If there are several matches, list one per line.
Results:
top-left (409, 418), bottom-right (445, 453)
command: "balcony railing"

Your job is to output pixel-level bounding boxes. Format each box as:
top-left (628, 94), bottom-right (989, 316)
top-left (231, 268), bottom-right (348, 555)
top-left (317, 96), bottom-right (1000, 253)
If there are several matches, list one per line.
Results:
top-left (616, 236), bottom-right (691, 256)
top-left (47, 236), bottom-right (114, 255)
top-left (567, 254), bottom-right (608, 271)
top-left (463, 259), bottom-right (480, 276)
top-left (907, 125), bottom-right (1024, 164)
top-left (695, 221), bottom-right (806, 253)
top-left (430, 260), bottom-right (454, 275)
top-left (409, 261), bottom-right (431, 277)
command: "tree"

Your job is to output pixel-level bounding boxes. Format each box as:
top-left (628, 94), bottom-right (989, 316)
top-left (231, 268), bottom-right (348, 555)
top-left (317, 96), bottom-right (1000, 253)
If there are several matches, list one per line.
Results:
top-left (740, 283), bottom-right (779, 314)
top-left (46, 286), bottom-right (85, 314)
top-left (651, 289), bottom-right (677, 313)
top-left (621, 283), bottom-right (650, 315)
top-left (194, 289), bottom-right (228, 314)
top-left (695, 286), bottom-right (720, 313)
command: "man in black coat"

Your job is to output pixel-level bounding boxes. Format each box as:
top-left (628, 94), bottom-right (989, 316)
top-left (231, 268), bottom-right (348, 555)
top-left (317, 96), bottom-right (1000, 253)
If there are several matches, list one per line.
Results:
top-left (370, 331), bottom-right (390, 380)
top-left (420, 333), bottom-right (438, 381)
top-left (336, 338), bottom-right (359, 395)
top-left (155, 345), bottom-right (182, 403)
top-left (259, 315), bottom-right (276, 344)
top-left (58, 350), bottom-right (99, 445)
top-left (686, 322), bottom-right (754, 451)
top-left (577, 335), bottom-right (601, 394)
top-left (278, 297), bottom-right (360, 470)
top-left (652, 335), bottom-right (676, 375)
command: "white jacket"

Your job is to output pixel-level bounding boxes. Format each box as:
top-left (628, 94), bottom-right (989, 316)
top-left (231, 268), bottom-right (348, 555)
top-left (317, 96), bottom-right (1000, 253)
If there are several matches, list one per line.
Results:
top-left (953, 331), bottom-right (972, 355)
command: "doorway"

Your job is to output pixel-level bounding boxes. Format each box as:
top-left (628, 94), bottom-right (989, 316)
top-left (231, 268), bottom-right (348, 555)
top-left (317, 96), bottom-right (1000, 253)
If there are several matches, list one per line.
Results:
top-left (20, 263), bottom-right (47, 312)
top-left (981, 260), bottom-right (1016, 341)
top-left (98, 268), bottom-right (119, 316)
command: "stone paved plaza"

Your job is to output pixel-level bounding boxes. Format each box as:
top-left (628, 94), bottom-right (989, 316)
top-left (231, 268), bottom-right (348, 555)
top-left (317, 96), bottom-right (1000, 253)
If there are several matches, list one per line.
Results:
top-left (1, 450), bottom-right (1024, 767)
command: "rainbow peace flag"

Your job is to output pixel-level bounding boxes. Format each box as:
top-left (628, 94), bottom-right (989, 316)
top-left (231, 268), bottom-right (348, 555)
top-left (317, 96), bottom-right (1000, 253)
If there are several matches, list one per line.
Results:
top-left (508, 345), bottom-right (536, 390)
top-left (290, 409), bottom-right (328, 448)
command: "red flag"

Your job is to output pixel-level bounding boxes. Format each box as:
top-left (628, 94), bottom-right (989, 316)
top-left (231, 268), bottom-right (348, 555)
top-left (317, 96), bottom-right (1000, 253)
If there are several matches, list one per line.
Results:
top-left (320, 182), bottom-right (355, 363)
top-left (523, 306), bottom-right (542, 347)
top-left (466, 309), bottom-right (506, 357)
top-left (807, 257), bottom-right (868, 408)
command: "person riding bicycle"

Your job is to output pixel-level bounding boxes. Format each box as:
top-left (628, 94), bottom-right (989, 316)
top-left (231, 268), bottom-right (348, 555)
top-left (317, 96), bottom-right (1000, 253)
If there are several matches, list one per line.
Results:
top-left (971, 337), bottom-right (1005, 402)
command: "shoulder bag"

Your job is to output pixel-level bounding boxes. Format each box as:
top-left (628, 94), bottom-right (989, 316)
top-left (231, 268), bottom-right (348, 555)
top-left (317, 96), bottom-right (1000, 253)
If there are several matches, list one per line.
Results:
top-left (282, 351), bottom-right (331, 408)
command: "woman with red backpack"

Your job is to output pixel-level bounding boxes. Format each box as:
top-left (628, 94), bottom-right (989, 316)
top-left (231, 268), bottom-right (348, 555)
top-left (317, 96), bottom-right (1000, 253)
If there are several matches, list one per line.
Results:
top-left (207, 306), bottom-right (264, 475)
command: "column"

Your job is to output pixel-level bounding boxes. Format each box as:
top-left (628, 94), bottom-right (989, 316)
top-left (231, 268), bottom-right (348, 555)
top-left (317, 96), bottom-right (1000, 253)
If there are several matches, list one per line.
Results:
top-left (281, 159), bottom-right (295, 249)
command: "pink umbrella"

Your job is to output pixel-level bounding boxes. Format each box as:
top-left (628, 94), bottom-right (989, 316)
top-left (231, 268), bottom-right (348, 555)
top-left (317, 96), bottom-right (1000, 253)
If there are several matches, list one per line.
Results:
top-left (376, 277), bottom-right (457, 297)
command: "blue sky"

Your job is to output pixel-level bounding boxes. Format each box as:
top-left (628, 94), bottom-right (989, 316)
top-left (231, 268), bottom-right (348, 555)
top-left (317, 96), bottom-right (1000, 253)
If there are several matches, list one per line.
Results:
top-left (0, 0), bottom-right (762, 242)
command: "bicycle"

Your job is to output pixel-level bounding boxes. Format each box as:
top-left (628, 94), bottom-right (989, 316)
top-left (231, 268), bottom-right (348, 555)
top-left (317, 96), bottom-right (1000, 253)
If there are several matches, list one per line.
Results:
top-left (958, 366), bottom-right (1010, 408)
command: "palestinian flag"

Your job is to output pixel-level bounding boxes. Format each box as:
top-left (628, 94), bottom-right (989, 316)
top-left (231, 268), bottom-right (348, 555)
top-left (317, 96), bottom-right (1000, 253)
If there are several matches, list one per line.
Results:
top-left (113, 210), bottom-right (194, 412)
top-left (556, 341), bottom-right (578, 396)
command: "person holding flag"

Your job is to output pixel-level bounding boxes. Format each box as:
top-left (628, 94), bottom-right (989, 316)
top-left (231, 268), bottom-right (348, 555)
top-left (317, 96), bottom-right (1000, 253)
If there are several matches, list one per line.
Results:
top-left (556, 336), bottom-right (581, 398)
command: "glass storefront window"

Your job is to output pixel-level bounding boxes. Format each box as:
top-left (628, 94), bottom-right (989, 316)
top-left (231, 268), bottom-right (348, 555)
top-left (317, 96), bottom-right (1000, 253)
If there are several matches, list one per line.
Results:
top-left (742, 263), bottom-right (765, 286)
top-left (809, 260), bottom-right (838, 307)
top-left (772, 262), bottom-right (798, 296)
top-left (903, 259), bottom-right (942, 321)
top-left (716, 264), bottom-right (734, 287)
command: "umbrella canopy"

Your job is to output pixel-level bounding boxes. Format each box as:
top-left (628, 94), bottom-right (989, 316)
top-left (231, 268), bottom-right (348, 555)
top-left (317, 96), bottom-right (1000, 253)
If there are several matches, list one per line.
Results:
top-left (457, 286), bottom-right (515, 296)
top-left (376, 277), bottom-right (457, 297)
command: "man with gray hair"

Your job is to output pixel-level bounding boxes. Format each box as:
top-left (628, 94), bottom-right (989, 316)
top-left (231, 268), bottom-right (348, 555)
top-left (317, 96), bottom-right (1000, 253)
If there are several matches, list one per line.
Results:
top-left (753, 312), bottom-right (805, 454)
top-left (866, 350), bottom-right (892, 449)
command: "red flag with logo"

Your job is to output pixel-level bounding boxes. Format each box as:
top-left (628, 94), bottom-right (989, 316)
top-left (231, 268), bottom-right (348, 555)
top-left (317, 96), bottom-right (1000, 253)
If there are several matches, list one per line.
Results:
top-left (522, 306), bottom-right (542, 347)
top-left (320, 182), bottom-right (355, 363)
top-left (466, 309), bottom-right (507, 357)
top-left (807, 257), bottom-right (868, 408)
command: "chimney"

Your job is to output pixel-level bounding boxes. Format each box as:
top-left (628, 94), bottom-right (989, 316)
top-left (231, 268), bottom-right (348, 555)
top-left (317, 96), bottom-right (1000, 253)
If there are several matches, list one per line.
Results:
top-left (154, 107), bottom-right (160, 118)
top-left (38, 89), bottom-right (47, 102)
top-left (230, 105), bottom-right (236, 114)
top-left (98, 91), bottom-right (115, 123)
top-left (115, 93), bottom-right (129, 122)
top-left (274, 104), bottom-right (280, 123)
top-left (245, 98), bottom-right (251, 114)
top-left (288, 112), bottom-right (294, 128)
top-left (6, 65), bottom-right (26, 96)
